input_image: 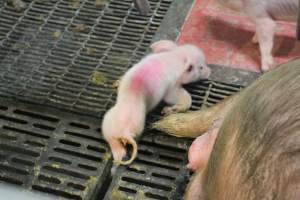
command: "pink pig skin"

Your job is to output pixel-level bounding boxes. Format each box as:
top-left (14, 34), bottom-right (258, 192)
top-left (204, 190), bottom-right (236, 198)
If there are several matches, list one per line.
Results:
top-left (102, 40), bottom-right (211, 167)
top-left (187, 128), bottom-right (218, 171)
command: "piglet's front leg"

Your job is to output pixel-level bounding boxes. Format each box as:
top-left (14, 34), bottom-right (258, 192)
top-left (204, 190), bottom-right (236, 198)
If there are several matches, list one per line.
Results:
top-left (162, 87), bottom-right (192, 115)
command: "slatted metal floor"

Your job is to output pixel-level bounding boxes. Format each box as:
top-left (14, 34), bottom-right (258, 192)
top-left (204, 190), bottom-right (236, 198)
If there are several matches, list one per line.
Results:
top-left (0, 0), bottom-right (173, 117)
top-left (0, 0), bottom-right (259, 199)
top-left (0, 80), bottom-right (243, 200)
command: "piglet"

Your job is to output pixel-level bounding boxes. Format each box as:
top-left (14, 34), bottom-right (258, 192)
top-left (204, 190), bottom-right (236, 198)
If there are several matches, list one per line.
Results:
top-left (101, 40), bottom-right (211, 166)
top-left (217, 0), bottom-right (299, 71)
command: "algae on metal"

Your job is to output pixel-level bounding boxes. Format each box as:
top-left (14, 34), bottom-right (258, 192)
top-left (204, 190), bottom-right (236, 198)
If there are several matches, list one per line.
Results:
top-left (72, 24), bottom-right (90, 33)
top-left (53, 30), bottom-right (61, 39)
top-left (111, 189), bottom-right (135, 200)
top-left (128, 164), bottom-right (142, 172)
top-left (86, 47), bottom-right (97, 55)
top-left (102, 152), bottom-right (111, 161)
top-left (37, 15), bottom-right (46, 23)
top-left (8, 0), bottom-right (27, 12)
top-left (51, 164), bottom-right (60, 168)
top-left (95, 0), bottom-right (108, 7)
top-left (91, 71), bottom-right (107, 85)
top-left (33, 165), bottom-right (41, 177)
top-left (70, 0), bottom-right (80, 9)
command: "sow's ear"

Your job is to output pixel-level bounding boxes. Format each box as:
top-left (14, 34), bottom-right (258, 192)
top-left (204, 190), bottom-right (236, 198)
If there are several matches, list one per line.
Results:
top-left (150, 40), bottom-right (177, 53)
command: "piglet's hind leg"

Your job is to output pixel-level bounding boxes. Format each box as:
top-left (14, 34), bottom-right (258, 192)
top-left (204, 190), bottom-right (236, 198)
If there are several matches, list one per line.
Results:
top-left (251, 32), bottom-right (258, 44)
top-left (254, 17), bottom-right (276, 71)
top-left (162, 87), bottom-right (192, 115)
top-left (109, 139), bottom-right (127, 164)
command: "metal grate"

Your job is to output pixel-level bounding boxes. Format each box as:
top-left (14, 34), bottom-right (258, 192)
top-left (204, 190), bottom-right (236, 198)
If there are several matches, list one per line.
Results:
top-left (0, 97), bottom-right (112, 200)
top-left (0, 79), bottom-right (243, 200)
top-left (0, 0), bottom-right (173, 117)
top-left (0, 0), bottom-right (255, 199)
top-left (106, 131), bottom-right (190, 200)
top-left (104, 80), bottom-right (242, 200)
top-left (187, 80), bottom-right (242, 110)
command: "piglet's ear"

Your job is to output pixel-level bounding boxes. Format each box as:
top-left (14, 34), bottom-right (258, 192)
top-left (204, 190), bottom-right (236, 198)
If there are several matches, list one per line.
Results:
top-left (183, 55), bottom-right (193, 72)
top-left (150, 40), bottom-right (177, 53)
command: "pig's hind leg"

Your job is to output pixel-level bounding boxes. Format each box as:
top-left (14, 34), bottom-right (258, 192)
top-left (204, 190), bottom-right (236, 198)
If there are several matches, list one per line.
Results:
top-left (251, 32), bottom-right (258, 44)
top-left (162, 87), bottom-right (192, 115)
top-left (253, 17), bottom-right (276, 71)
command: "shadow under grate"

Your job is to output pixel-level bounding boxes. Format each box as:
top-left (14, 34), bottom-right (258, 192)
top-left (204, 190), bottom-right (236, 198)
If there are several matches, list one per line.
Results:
top-left (0, 0), bottom-right (173, 118)
top-left (0, 97), bottom-right (112, 200)
top-left (104, 80), bottom-right (243, 200)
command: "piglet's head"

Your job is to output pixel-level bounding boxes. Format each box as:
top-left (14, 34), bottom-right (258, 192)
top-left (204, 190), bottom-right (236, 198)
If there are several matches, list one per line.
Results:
top-left (180, 45), bottom-right (211, 84)
top-left (150, 40), bottom-right (211, 83)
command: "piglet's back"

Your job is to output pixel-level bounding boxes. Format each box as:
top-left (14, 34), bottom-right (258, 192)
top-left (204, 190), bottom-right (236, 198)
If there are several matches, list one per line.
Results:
top-left (120, 55), bottom-right (179, 100)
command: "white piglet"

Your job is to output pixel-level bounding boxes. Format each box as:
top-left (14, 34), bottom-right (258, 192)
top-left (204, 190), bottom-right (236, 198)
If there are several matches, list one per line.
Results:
top-left (101, 40), bottom-right (211, 166)
top-left (217, 0), bottom-right (299, 71)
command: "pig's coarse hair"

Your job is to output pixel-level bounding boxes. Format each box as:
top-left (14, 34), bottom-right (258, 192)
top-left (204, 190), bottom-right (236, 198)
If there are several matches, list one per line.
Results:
top-left (203, 59), bottom-right (300, 199)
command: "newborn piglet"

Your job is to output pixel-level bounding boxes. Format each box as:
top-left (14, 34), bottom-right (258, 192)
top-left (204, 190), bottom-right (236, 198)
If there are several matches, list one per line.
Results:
top-left (101, 40), bottom-right (211, 167)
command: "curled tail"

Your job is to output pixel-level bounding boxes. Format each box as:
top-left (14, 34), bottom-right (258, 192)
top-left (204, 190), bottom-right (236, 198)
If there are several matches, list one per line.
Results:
top-left (115, 136), bottom-right (138, 166)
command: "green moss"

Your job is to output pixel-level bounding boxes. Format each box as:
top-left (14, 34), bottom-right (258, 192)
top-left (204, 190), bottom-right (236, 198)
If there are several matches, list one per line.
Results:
top-left (72, 24), bottom-right (90, 33)
top-left (86, 47), bottom-right (97, 55)
top-left (91, 71), bottom-right (107, 85)
top-left (70, 0), bottom-right (80, 9)
top-left (102, 152), bottom-right (111, 161)
top-left (95, 0), bottom-right (108, 7)
top-left (51, 164), bottom-right (60, 168)
top-left (111, 189), bottom-right (135, 200)
top-left (53, 30), bottom-right (61, 39)
top-left (8, 0), bottom-right (26, 12)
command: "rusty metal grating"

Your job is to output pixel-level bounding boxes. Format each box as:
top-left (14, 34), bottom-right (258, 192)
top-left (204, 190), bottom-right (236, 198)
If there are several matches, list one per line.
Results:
top-left (104, 80), bottom-right (242, 200)
top-left (0, 0), bottom-right (173, 117)
top-left (0, 97), bottom-right (112, 200)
